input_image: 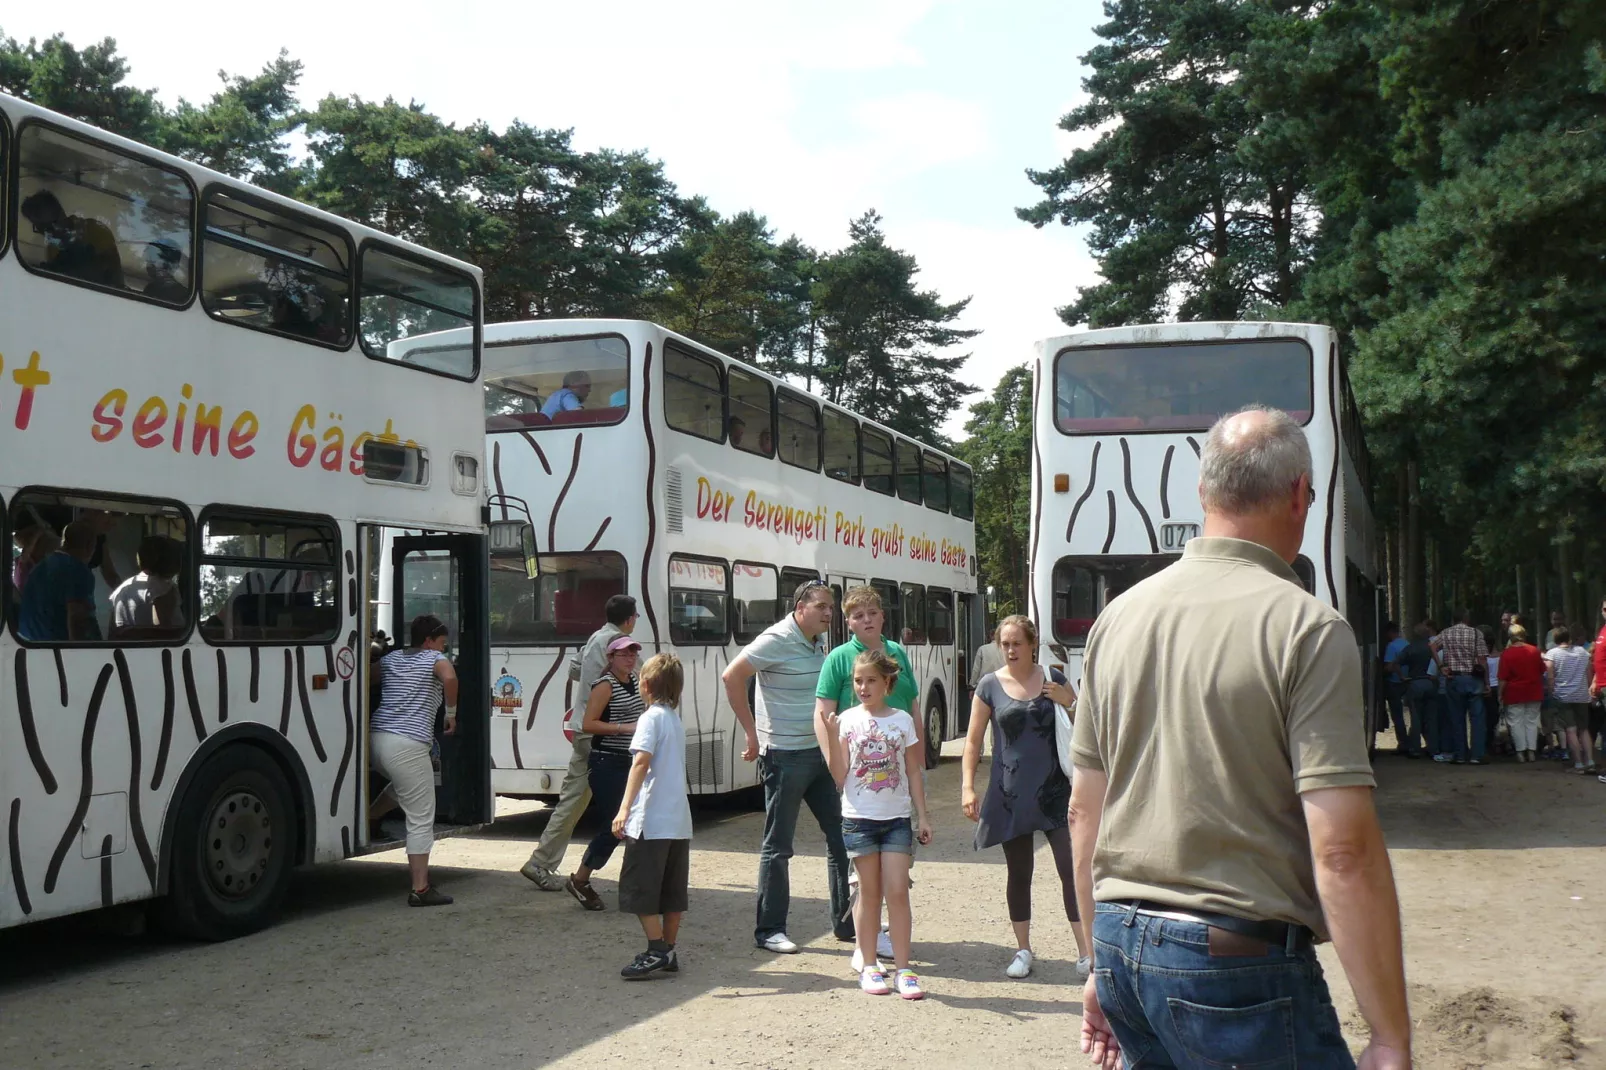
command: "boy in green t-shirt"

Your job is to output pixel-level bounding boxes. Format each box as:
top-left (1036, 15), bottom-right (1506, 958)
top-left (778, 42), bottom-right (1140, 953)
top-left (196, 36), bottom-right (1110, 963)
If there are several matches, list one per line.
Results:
top-left (814, 585), bottom-right (922, 972)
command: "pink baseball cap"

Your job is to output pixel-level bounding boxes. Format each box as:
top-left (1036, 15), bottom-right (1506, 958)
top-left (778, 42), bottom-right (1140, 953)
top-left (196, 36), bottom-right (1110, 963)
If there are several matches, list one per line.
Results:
top-left (607, 636), bottom-right (641, 653)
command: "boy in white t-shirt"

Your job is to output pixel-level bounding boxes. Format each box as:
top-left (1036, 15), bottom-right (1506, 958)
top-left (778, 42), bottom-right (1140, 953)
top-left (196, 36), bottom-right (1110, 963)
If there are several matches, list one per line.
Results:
top-left (612, 653), bottom-right (691, 979)
top-left (821, 649), bottom-right (932, 1000)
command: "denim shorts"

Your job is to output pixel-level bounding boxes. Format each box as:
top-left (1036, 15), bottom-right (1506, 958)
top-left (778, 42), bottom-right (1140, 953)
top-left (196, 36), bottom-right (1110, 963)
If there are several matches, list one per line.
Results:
top-left (841, 817), bottom-right (913, 858)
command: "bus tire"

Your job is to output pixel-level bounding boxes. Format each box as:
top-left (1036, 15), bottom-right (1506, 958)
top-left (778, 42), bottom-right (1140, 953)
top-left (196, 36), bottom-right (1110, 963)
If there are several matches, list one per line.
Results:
top-left (924, 696), bottom-right (944, 770)
top-left (156, 745), bottom-right (296, 942)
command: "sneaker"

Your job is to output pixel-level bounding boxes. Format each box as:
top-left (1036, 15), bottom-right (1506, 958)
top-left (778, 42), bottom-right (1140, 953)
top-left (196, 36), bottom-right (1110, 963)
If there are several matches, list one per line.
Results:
top-left (894, 968), bottom-right (925, 1000)
top-left (621, 948), bottom-right (672, 979)
top-left (565, 877), bottom-right (605, 911)
top-left (859, 966), bottom-right (890, 995)
top-left (1453, 757), bottom-right (1467, 765)
top-left (1006, 948), bottom-right (1034, 979)
top-left (407, 885), bottom-right (453, 907)
top-left (877, 930), bottom-right (894, 959)
top-left (1598, 774), bottom-right (1606, 783)
top-left (520, 861), bottom-right (564, 891)
top-left (1072, 956), bottom-right (1092, 982)
top-left (851, 947), bottom-right (881, 974)
top-left (759, 932), bottom-right (800, 954)
top-left (662, 949), bottom-right (679, 973)
top-left (1432, 754), bottom-right (1452, 763)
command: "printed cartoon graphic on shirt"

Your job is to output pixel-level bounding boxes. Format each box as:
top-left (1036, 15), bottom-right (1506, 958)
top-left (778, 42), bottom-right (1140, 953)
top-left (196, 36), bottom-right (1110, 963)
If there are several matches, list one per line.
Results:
top-left (848, 718), bottom-right (904, 795)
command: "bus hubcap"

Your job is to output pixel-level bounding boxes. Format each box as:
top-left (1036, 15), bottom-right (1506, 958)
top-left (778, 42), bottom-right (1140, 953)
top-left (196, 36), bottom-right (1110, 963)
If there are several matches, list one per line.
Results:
top-left (204, 790), bottom-right (273, 901)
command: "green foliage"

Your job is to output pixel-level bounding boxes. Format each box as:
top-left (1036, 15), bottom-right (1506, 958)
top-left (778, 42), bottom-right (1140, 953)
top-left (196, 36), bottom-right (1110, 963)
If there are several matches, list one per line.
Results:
top-left (958, 365), bottom-right (1034, 616)
top-left (0, 30), bottom-right (164, 140)
top-left (1025, 0), bottom-right (1606, 608)
top-left (161, 52), bottom-right (304, 193)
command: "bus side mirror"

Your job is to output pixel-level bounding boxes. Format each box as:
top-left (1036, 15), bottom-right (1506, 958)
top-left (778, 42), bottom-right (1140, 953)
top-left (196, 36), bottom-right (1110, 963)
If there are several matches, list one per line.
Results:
top-left (489, 520), bottom-right (540, 581)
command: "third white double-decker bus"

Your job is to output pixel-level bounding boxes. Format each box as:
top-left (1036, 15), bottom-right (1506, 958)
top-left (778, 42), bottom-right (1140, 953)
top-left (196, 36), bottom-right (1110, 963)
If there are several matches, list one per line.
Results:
top-left (1028, 321), bottom-right (1384, 746)
top-left (481, 320), bottom-right (981, 795)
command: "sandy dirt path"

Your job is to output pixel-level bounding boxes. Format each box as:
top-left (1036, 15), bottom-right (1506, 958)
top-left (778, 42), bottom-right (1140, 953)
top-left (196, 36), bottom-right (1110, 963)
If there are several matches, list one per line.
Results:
top-left (1, 749), bottom-right (1602, 1069)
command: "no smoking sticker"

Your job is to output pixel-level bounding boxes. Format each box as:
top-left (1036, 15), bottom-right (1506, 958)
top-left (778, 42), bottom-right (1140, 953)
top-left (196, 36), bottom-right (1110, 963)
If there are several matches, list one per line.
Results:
top-left (335, 646), bottom-right (356, 681)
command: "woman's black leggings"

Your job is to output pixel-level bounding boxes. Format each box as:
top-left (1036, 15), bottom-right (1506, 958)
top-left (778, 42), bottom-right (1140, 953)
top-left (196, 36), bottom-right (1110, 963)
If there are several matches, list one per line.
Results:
top-left (1001, 825), bottom-right (1078, 924)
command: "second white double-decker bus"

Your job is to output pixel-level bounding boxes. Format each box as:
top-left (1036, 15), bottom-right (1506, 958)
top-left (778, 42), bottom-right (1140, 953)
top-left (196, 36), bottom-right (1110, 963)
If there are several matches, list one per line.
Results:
top-left (481, 320), bottom-right (982, 795)
top-left (1028, 321), bottom-right (1384, 746)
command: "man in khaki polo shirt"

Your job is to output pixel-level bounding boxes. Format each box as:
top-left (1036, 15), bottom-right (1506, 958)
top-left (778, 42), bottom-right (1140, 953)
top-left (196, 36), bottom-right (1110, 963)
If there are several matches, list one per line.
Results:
top-left (1068, 406), bottom-right (1410, 1070)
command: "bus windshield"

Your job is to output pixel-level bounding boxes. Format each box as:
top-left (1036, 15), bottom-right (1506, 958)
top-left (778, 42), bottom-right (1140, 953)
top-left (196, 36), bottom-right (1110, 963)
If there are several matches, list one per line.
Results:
top-left (1051, 555), bottom-right (1175, 645)
top-left (484, 335), bottom-right (630, 430)
top-left (1054, 338), bottom-right (1312, 434)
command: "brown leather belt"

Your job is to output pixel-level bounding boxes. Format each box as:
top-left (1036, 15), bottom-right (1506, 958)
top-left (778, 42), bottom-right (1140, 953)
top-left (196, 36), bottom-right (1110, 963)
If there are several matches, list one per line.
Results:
top-left (1126, 900), bottom-right (1314, 955)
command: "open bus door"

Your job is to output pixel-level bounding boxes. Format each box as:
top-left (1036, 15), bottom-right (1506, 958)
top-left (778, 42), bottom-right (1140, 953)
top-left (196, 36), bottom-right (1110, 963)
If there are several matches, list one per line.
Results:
top-left (388, 534), bottom-right (492, 829)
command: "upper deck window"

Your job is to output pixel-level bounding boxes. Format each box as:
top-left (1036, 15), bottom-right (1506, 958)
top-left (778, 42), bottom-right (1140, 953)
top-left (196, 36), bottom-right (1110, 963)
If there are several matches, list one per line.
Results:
top-left (664, 343), bottom-right (724, 441)
top-left (863, 426), bottom-right (895, 496)
top-left (950, 463), bottom-right (974, 520)
top-left (922, 452), bottom-right (949, 512)
top-left (15, 123), bottom-right (194, 305)
top-left (823, 408), bottom-right (860, 485)
top-left (200, 189), bottom-right (352, 347)
top-left (895, 440), bottom-right (922, 504)
top-left (484, 335), bottom-right (629, 431)
top-left (1054, 339), bottom-right (1313, 434)
top-left (777, 390), bottom-right (820, 472)
top-left (360, 245), bottom-right (478, 380)
top-left (727, 367), bottom-right (774, 457)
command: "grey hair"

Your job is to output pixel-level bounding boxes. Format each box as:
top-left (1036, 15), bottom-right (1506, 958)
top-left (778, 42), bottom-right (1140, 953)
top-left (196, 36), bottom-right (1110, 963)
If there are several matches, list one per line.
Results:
top-left (1198, 405), bottom-right (1312, 514)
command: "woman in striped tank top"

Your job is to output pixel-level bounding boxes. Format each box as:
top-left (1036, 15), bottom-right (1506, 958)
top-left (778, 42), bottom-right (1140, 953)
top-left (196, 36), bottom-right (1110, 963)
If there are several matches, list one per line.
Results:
top-left (564, 635), bottom-right (646, 910)
top-left (371, 614), bottom-right (459, 906)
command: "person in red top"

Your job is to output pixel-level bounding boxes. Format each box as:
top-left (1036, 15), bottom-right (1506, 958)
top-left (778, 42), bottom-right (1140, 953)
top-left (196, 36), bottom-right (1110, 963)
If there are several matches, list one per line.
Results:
top-left (1591, 600), bottom-right (1606, 696)
top-left (1498, 625), bottom-right (1547, 762)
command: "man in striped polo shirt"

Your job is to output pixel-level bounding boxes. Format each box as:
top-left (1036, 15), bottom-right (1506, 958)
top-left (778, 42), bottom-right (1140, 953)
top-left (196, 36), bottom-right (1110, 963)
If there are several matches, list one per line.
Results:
top-left (724, 581), bottom-right (852, 954)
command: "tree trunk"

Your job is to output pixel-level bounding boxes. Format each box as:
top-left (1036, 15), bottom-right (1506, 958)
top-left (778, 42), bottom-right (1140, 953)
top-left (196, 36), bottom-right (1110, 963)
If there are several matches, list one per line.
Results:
top-left (1533, 555), bottom-right (1548, 636)
top-left (1560, 538), bottom-right (1580, 627)
top-left (1429, 539), bottom-right (1444, 626)
top-left (1404, 462), bottom-right (1423, 627)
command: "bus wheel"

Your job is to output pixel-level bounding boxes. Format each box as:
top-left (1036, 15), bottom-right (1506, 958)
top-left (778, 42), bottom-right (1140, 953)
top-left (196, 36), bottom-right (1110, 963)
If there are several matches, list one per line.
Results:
top-left (157, 746), bottom-right (296, 941)
top-left (924, 698), bottom-right (944, 770)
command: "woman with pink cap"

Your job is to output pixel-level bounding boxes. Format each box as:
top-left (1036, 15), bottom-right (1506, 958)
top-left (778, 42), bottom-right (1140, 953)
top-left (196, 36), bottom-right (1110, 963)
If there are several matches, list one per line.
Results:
top-left (565, 634), bottom-right (647, 909)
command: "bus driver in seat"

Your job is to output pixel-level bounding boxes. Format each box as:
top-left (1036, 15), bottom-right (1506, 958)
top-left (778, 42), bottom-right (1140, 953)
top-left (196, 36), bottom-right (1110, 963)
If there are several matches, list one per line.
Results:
top-left (20, 190), bottom-right (126, 289)
top-left (541, 370), bottom-right (592, 419)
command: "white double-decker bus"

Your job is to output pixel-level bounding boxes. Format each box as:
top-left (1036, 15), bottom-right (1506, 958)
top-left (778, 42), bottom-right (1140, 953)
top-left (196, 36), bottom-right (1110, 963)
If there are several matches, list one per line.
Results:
top-left (0, 93), bottom-right (494, 938)
top-left (1028, 321), bottom-right (1384, 746)
top-left (481, 320), bottom-right (982, 795)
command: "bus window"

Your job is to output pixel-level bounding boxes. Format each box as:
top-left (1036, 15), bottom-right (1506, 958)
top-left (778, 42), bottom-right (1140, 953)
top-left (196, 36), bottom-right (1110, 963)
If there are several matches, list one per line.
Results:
top-left (489, 550), bottom-right (625, 645)
top-left (922, 452), bottom-right (949, 512)
top-left (1053, 339), bottom-right (1313, 433)
top-left (484, 334), bottom-right (629, 430)
top-left (823, 408), bottom-right (860, 484)
top-left (863, 426), bottom-right (894, 496)
top-left (777, 390), bottom-right (820, 472)
top-left (1050, 555), bottom-right (1174, 645)
top-left (779, 567), bottom-right (821, 608)
top-left (198, 511), bottom-right (339, 644)
top-left (900, 583), bottom-right (927, 645)
top-left (669, 555), bottom-right (728, 645)
top-left (950, 463), bottom-right (974, 520)
top-left (360, 246), bottom-right (477, 380)
top-left (200, 190), bottom-right (352, 347)
top-left (727, 366), bottom-right (773, 457)
top-left (896, 440), bottom-right (922, 504)
top-left (928, 588), bottom-right (954, 646)
top-left (15, 123), bottom-right (193, 304)
top-left (732, 562), bottom-right (780, 643)
top-left (871, 579), bottom-right (901, 641)
top-left (8, 489), bottom-right (190, 645)
top-left (663, 343), bottom-right (724, 441)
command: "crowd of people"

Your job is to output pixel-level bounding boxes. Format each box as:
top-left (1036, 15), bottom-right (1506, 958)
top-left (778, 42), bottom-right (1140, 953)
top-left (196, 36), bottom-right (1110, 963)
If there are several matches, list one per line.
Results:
top-left (1381, 606), bottom-right (1606, 777)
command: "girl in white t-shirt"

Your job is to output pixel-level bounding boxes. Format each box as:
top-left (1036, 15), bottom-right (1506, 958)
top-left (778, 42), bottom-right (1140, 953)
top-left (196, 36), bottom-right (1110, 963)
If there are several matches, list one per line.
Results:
top-left (822, 649), bottom-right (931, 999)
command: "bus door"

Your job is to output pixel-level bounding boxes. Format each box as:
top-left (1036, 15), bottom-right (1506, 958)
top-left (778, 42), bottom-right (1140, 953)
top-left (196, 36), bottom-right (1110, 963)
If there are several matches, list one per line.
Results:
top-left (388, 534), bottom-right (492, 828)
top-left (828, 573), bottom-right (864, 647)
top-left (956, 593), bottom-right (976, 720)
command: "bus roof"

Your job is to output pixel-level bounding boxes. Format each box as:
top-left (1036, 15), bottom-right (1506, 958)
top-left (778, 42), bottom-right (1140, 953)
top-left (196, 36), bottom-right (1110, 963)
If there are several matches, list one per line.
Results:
top-left (481, 317), bottom-right (971, 468)
top-left (1037, 320), bottom-right (1329, 355)
top-left (0, 91), bottom-right (481, 281)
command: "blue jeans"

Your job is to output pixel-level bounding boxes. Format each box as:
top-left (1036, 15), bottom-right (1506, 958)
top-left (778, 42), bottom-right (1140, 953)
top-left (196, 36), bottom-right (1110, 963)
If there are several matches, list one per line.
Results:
top-left (755, 747), bottom-right (853, 944)
top-left (1445, 674), bottom-right (1487, 761)
top-left (842, 816), bottom-right (913, 858)
top-left (579, 752), bottom-right (632, 871)
top-left (1405, 679), bottom-right (1436, 755)
top-left (1385, 680), bottom-right (1417, 754)
top-left (1092, 904), bottom-right (1354, 1069)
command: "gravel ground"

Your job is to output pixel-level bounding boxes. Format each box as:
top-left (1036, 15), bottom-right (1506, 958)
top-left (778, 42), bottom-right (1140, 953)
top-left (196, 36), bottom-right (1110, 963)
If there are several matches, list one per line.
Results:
top-left (1, 745), bottom-right (1603, 1069)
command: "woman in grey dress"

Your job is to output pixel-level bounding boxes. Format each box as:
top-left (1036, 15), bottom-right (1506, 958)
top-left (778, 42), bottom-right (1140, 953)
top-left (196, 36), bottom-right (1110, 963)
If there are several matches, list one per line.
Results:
top-left (960, 614), bottom-right (1089, 980)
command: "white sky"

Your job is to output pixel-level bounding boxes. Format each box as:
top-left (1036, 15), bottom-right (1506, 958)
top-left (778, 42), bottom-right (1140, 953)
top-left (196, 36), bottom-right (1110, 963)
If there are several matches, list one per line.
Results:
top-left (5, 0), bottom-right (1104, 437)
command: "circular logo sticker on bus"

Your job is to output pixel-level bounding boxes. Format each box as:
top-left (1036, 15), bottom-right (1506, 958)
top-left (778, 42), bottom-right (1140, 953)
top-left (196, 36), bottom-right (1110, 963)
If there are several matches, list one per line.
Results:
top-left (335, 646), bottom-right (356, 681)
